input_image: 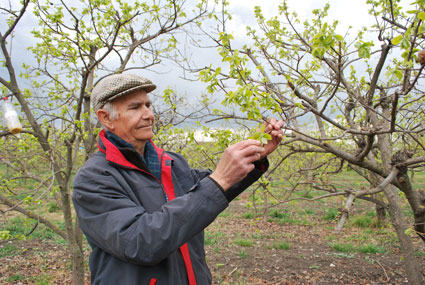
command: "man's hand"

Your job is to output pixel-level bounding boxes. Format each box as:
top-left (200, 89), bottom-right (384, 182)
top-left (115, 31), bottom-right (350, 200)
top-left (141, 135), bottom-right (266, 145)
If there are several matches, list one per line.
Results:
top-left (259, 118), bottom-right (284, 159)
top-left (210, 140), bottom-right (264, 191)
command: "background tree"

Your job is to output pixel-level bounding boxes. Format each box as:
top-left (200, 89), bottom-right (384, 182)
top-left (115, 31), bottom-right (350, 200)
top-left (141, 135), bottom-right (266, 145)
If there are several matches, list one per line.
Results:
top-left (196, 0), bottom-right (425, 283)
top-left (0, 0), bottom-right (217, 283)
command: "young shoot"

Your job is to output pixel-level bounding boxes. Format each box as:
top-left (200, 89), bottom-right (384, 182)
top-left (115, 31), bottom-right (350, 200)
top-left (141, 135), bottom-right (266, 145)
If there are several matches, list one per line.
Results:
top-left (248, 124), bottom-right (272, 146)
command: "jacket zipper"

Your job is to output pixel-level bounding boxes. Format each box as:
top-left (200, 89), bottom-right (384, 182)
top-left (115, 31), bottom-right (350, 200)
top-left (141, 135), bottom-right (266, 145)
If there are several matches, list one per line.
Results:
top-left (159, 151), bottom-right (169, 202)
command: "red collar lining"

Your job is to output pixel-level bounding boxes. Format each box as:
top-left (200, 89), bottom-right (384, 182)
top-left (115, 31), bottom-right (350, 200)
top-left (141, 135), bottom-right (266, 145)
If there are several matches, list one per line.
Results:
top-left (98, 130), bottom-right (139, 169)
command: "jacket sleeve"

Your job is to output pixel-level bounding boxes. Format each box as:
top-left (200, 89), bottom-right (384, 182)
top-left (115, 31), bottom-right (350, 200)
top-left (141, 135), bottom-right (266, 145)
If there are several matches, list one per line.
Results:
top-left (72, 162), bottom-right (228, 266)
top-left (208, 158), bottom-right (269, 202)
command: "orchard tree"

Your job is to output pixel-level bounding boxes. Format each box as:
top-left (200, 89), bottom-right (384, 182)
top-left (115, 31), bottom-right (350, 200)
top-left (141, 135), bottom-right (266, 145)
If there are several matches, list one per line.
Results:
top-left (0, 0), bottom-right (217, 283)
top-left (197, 0), bottom-right (425, 283)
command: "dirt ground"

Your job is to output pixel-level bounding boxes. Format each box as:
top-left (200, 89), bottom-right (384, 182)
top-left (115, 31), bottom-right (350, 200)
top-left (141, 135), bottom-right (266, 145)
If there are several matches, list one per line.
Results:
top-left (0, 197), bottom-right (424, 284)
top-left (207, 201), bottom-right (425, 284)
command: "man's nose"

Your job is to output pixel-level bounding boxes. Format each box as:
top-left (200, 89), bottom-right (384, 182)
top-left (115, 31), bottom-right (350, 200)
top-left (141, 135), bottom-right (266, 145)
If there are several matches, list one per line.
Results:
top-left (142, 107), bottom-right (154, 120)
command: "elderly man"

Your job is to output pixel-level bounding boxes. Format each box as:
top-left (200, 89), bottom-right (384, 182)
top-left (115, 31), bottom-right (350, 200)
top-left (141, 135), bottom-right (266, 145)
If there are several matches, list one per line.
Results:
top-left (72, 73), bottom-right (283, 285)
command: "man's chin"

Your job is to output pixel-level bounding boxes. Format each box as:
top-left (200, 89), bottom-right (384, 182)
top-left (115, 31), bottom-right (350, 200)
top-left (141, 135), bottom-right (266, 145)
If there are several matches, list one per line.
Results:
top-left (136, 133), bottom-right (154, 141)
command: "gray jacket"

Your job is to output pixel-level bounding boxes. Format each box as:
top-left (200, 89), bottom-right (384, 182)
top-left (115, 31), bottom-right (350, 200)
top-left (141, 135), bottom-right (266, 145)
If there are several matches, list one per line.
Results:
top-left (72, 130), bottom-right (267, 284)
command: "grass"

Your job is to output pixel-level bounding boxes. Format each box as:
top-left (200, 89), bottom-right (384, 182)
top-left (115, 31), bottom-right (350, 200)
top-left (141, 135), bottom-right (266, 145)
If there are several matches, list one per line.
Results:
top-left (205, 231), bottom-right (226, 246)
top-left (410, 171), bottom-right (425, 189)
top-left (329, 242), bottom-right (356, 253)
top-left (234, 238), bottom-right (254, 247)
top-left (0, 243), bottom-right (19, 258)
top-left (295, 191), bottom-right (315, 199)
top-left (47, 202), bottom-right (61, 213)
top-left (268, 209), bottom-right (287, 219)
top-left (329, 242), bottom-right (387, 254)
top-left (322, 208), bottom-right (339, 221)
top-left (272, 241), bottom-right (290, 250)
top-left (238, 250), bottom-right (248, 259)
top-left (329, 170), bottom-right (370, 188)
top-left (358, 244), bottom-right (386, 254)
top-left (243, 212), bottom-right (254, 219)
top-left (218, 210), bottom-right (231, 218)
top-left (351, 215), bottom-right (374, 228)
top-left (2, 216), bottom-right (35, 237)
top-left (6, 274), bottom-right (26, 282)
top-left (31, 274), bottom-right (54, 285)
top-left (301, 209), bottom-right (316, 215)
top-left (266, 209), bottom-right (312, 225)
top-left (1, 215), bottom-right (66, 246)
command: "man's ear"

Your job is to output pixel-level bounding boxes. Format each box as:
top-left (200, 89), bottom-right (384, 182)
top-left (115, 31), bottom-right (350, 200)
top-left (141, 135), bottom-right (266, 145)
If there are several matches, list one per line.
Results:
top-left (96, 109), bottom-right (114, 130)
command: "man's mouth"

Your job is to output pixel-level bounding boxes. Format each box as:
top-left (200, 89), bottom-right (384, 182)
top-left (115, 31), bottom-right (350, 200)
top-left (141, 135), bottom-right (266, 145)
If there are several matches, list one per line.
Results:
top-left (137, 125), bottom-right (152, 129)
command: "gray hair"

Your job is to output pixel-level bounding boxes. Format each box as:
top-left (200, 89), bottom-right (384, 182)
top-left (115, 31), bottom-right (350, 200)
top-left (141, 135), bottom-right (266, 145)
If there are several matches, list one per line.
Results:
top-left (102, 102), bottom-right (118, 120)
top-left (98, 102), bottom-right (118, 129)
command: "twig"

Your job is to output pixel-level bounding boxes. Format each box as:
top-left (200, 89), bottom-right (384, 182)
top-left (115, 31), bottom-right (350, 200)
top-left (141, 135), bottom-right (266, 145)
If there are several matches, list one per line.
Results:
top-left (376, 260), bottom-right (390, 282)
top-left (227, 267), bottom-right (238, 278)
top-left (0, 220), bottom-right (39, 245)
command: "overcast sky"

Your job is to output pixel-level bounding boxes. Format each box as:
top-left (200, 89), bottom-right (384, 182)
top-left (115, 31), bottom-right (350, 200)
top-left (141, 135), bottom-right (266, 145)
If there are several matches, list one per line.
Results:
top-left (153, 0), bottom-right (376, 93)
top-left (158, 0), bottom-right (376, 112)
top-left (0, 0), bottom-right (374, 91)
top-left (0, 0), bottom-right (403, 129)
top-left (227, 0), bottom-right (373, 37)
top-left (0, 0), bottom-right (382, 129)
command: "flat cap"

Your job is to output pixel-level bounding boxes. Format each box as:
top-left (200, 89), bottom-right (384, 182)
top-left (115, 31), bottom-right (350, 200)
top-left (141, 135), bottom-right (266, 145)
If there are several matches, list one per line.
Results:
top-left (91, 73), bottom-right (156, 112)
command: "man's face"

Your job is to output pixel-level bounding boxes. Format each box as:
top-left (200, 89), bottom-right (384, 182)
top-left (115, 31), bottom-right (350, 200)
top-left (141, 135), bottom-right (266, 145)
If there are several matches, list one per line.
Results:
top-left (107, 90), bottom-right (155, 150)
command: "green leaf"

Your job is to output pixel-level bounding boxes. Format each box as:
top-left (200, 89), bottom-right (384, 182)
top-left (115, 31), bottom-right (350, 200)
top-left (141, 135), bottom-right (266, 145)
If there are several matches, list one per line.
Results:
top-left (391, 35), bottom-right (403, 45)
top-left (335, 34), bottom-right (344, 41)
top-left (294, 102), bottom-right (304, 109)
top-left (418, 12), bottom-right (425, 20)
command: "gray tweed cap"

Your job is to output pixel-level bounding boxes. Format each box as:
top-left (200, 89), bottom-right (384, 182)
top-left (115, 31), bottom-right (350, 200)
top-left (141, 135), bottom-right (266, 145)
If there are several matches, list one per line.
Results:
top-left (91, 73), bottom-right (156, 112)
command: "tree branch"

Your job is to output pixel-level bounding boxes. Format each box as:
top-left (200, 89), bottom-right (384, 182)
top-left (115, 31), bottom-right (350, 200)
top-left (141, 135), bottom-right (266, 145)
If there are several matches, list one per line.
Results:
top-left (0, 194), bottom-right (67, 240)
top-left (0, 0), bottom-right (30, 40)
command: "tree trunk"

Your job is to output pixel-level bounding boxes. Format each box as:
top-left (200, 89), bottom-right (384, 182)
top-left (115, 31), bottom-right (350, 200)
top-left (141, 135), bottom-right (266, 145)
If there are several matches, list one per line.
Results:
top-left (69, 239), bottom-right (85, 285)
top-left (375, 203), bottom-right (386, 227)
top-left (384, 185), bottom-right (424, 284)
top-left (60, 184), bottom-right (85, 284)
top-left (335, 193), bottom-right (355, 233)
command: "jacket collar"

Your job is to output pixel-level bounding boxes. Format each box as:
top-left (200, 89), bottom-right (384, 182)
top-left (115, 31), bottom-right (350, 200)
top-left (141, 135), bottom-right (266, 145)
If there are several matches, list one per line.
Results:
top-left (97, 129), bottom-right (165, 171)
top-left (97, 129), bottom-right (140, 169)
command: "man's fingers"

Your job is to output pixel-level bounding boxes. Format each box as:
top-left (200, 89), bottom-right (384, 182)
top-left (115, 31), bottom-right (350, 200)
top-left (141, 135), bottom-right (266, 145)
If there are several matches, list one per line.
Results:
top-left (240, 145), bottom-right (264, 159)
top-left (234, 139), bottom-right (262, 150)
top-left (270, 129), bottom-right (283, 138)
top-left (264, 119), bottom-right (284, 134)
top-left (270, 120), bottom-right (284, 131)
top-left (229, 141), bottom-right (264, 163)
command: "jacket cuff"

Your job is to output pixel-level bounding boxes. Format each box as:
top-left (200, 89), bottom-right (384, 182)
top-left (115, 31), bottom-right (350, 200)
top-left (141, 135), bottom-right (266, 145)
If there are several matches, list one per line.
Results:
top-left (207, 176), bottom-right (226, 195)
top-left (214, 157), bottom-right (269, 202)
top-left (253, 157), bottom-right (269, 172)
